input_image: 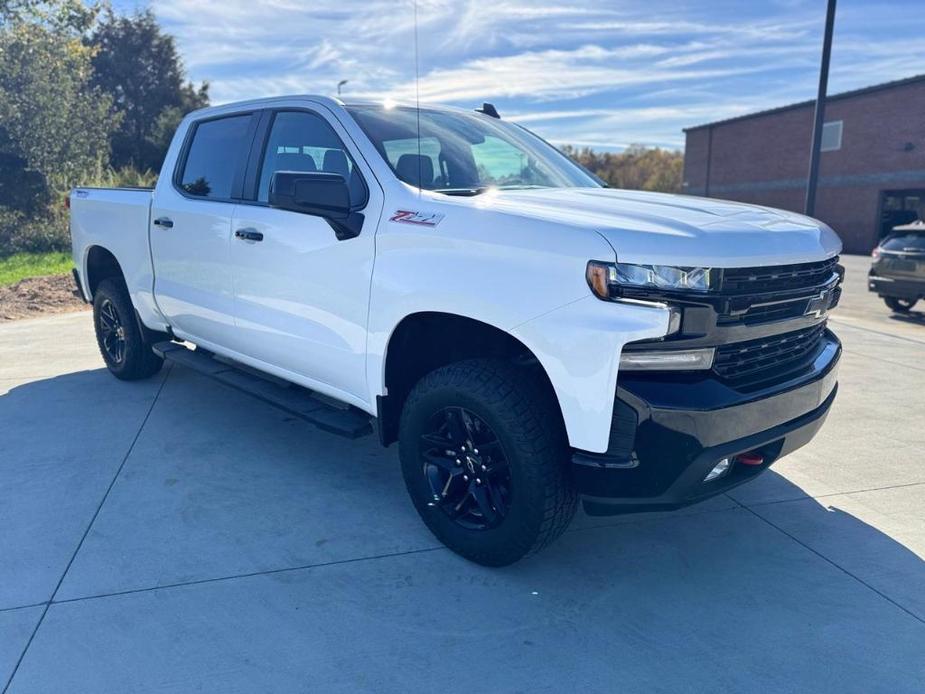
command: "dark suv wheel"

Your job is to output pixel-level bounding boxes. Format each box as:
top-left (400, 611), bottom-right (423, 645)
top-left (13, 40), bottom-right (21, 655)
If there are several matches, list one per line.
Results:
top-left (92, 278), bottom-right (163, 380)
top-left (884, 297), bottom-right (917, 313)
top-left (398, 358), bottom-right (577, 566)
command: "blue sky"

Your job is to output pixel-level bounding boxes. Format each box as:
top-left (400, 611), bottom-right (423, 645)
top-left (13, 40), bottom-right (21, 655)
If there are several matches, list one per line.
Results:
top-left (111, 0), bottom-right (925, 151)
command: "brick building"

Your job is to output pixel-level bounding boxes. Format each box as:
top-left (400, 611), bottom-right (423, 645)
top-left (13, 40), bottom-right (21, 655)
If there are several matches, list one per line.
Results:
top-left (682, 75), bottom-right (925, 253)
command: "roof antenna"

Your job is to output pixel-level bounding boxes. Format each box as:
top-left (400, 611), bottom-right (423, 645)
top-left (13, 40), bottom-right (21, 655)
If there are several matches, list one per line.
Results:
top-left (413, 0), bottom-right (422, 197)
top-left (476, 102), bottom-right (500, 119)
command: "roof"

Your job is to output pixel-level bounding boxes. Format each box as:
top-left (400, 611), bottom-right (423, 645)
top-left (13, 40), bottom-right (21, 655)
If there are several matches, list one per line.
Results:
top-left (684, 73), bottom-right (925, 132)
top-left (188, 95), bottom-right (475, 120)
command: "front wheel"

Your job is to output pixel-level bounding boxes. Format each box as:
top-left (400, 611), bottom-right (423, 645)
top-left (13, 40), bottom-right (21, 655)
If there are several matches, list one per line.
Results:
top-left (884, 297), bottom-right (917, 313)
top-left (398, 359), bottom-right (577, 566)
top-left (93, 278), bottom-right (163, 380)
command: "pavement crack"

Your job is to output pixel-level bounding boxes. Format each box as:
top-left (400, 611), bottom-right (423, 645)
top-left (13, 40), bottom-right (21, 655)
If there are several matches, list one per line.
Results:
top-left (830, 317), bottom-right (925, 346)
top-left (2, 364), bottom-right (173, 694)
top-left (49, 545), bottom-right (446, 607)
top-left (0, 602), bottom-right (47, 615)
top-left (727, 495), bottom-right (925, 627)
top-left (738, 480), bottom-right (925, 508)
top-left (840, 348), bottom-right (925, 374)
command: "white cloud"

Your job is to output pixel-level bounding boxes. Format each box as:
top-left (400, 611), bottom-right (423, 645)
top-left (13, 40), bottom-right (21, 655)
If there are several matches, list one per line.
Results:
top-left (148, 0), bottom-right (925, 148)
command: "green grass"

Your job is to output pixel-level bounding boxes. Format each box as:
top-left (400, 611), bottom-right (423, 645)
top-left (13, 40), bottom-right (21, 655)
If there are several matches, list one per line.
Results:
top-left (0, 252), bottom-right (74, 287)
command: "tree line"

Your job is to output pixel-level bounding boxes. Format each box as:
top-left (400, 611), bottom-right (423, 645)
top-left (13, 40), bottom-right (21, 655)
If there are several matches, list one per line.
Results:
top-left (0, 0), bottom-right (208, 254)
top-left (561, 145), bottom-right (684, 194)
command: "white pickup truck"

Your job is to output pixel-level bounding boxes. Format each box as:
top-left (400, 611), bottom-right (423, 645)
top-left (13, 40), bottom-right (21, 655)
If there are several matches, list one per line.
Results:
top-left (70, 96), bottom-right (844, 565)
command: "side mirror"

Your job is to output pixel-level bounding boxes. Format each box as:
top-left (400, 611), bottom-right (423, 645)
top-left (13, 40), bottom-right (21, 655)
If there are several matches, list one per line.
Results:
top-left (268, 171), bottom-right (363, 239)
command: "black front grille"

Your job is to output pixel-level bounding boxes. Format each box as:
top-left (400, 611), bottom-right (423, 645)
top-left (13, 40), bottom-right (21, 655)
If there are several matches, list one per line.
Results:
top-left (713, 323), bottom-right (828, 382)
top-left (720, 257), bottom-right (840, 295)
top-left (738, 300), bottom-right (811, 324)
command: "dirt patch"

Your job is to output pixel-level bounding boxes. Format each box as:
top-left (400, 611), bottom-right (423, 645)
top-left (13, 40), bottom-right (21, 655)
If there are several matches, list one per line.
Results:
top-left (0, 274), bottom-right (89, 321)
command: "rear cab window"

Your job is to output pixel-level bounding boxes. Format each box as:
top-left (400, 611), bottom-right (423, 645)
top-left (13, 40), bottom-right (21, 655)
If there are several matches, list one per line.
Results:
top-left (176, 114), bottom-right (254, 200)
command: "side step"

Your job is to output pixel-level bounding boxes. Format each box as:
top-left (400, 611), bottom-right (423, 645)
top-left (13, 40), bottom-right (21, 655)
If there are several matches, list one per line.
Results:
top-left (153, 342), bottom-right (374, 439)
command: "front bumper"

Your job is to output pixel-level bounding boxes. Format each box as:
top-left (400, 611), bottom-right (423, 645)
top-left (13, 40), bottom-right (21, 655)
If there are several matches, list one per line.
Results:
top-left (575, 330), bottom-right (840, 516)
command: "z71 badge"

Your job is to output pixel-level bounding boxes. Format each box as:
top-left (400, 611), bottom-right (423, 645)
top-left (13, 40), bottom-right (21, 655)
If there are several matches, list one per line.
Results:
top-left (389, 210), bottom-right (445, 227)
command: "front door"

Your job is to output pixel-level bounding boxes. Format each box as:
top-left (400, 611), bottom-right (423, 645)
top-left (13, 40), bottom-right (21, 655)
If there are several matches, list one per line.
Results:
top-left (151, 112), bottom-right (257, 345)
top-left (229, 109), bottom-right (382, 405)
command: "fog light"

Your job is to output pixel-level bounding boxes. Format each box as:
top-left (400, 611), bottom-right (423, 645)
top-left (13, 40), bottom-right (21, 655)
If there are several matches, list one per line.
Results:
top-left (703, 458), bottom-right (731, 482)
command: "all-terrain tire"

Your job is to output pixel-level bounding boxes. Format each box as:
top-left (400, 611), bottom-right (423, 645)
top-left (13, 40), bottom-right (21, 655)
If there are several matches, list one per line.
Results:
top-left (398, 358), bottom-right (578, 566)
top-left (93, 278), bottom-right (163, 380)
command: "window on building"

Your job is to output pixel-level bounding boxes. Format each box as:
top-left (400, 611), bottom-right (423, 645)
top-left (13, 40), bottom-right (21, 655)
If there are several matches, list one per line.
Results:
top-left (820, 120), bottom-right (843, 152)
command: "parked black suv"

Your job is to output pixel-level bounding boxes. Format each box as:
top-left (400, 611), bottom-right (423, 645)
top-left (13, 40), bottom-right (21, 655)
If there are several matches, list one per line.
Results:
top-left (869, 224), bottom-right (925, 313)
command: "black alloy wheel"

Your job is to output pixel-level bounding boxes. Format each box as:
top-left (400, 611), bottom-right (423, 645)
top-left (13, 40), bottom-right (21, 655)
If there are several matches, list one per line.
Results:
top-left (92, 278), bottom-right (164, 380)
top-left (98, 298), bottom-right (127, 365)
top-left (420, 406), bottom-right (512, 531)
top-left (398, 358), bottom-right (578, 566)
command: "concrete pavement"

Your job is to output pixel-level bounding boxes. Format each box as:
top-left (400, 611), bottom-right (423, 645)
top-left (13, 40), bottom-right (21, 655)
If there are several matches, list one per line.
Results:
top-left (1, 255), bottom-right (924, 692)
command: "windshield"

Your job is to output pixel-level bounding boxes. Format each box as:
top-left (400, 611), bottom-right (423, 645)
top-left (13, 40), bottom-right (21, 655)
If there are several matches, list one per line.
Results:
top-left (347, 105), bottom-right (601, 195)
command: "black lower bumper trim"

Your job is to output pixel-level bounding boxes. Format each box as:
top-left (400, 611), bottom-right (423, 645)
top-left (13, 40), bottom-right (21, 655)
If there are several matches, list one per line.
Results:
top-left (574, 331), bottom-right (840, 516)
top-left (581, 386), bottom-right (835, 516)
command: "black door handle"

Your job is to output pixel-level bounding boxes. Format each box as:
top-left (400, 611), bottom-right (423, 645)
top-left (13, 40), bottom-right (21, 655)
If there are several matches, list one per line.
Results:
top-left (153, 217), bottom-right (174, 228)
top-left (235, 228), bottom-right (264, 242)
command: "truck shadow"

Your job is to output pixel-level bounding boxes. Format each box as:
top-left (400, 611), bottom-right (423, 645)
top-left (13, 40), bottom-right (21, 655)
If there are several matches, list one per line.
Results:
top-left (2, 366), bottom-right (924, 688)
top-left (889, 309), bottom-right (925, 327)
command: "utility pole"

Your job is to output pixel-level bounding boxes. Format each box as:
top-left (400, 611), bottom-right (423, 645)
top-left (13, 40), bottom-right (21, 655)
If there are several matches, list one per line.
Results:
top-left (805, 0), bottom-right (837, 216)
top-left (337, 80), bottom-right (348, 96)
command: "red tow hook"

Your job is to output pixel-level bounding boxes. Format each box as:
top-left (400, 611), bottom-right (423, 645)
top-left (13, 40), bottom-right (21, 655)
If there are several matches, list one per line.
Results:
top-left (735, 452), bottom-right (765, 466)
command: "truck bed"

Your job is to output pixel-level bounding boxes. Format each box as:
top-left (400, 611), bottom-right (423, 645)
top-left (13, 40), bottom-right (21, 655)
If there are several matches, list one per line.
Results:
top-left (70, 186), bottom-right (158, 321)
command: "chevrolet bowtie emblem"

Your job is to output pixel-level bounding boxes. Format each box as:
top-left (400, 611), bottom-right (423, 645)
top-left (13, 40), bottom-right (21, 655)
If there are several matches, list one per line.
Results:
top-left (805, 290), bottom-right (830, 318)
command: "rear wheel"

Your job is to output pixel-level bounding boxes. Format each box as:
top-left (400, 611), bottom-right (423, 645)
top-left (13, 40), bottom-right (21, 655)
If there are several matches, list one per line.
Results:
top-left (884, 297), bottom-right (917, 313)
top-left (93, 278), bottom-right (163, 380)
top-left (398, 358), bottom-right (577, 566)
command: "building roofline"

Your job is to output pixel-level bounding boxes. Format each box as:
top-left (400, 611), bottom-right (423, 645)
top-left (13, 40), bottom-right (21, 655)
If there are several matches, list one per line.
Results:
top-left (683, 73), bottom-right (925, 132)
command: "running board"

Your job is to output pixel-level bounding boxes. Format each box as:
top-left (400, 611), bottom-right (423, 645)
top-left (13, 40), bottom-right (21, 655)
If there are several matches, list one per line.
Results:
top-left (153, 342), bottom-right (374, 439)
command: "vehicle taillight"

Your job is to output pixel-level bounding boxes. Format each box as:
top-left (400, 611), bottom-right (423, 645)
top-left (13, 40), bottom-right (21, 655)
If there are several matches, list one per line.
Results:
top-left (65, 195), bottom-right (70, 210)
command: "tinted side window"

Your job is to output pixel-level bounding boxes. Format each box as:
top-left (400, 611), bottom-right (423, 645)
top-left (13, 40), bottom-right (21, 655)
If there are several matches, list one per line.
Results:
top-left (179, 115), bottom-right (253, 199)
top-left (257, 111), bottom-right (367, 205)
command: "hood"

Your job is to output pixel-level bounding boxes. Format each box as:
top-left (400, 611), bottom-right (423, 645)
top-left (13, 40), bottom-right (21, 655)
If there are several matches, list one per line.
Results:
top-left (477, 187), bottom-right (842, 268)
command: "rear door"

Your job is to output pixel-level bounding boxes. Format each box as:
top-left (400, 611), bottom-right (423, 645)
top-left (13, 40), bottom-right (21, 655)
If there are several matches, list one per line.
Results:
top-left (228, 107), bottom-right (382, 404)
top-left (150, 112), bottom-right (257, 345)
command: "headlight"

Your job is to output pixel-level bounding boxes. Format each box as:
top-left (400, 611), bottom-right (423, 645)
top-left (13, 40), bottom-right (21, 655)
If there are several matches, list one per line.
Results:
top-left (586, 261), bottom-right (713, 298)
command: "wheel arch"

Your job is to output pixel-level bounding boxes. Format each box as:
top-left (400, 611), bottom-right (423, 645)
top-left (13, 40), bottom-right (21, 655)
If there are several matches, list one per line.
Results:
top-left (377, 311), bottom-right (565, 447)
top-left (84, 245), bottom-right (126, 299)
